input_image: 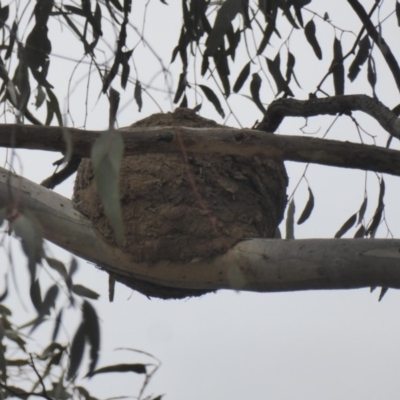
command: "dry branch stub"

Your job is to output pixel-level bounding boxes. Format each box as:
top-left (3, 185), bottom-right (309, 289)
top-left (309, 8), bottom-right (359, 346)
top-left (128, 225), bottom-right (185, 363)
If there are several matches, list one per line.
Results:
top-left (73, 108), bottom-right (288, 298)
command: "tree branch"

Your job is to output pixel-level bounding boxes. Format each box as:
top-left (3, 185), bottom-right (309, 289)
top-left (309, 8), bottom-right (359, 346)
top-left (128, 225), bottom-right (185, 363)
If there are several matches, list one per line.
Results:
top-left (1, 167), bottom-right (400, 297)
top-left (258, 94), bottom-right (400, 134)
top-left (1, 117), bottom-right (400, 176)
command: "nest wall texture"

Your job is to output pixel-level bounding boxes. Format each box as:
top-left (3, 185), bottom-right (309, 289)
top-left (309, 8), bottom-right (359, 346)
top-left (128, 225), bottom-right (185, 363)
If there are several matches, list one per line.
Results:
top-left (73, 108), bottom-right (288, 298)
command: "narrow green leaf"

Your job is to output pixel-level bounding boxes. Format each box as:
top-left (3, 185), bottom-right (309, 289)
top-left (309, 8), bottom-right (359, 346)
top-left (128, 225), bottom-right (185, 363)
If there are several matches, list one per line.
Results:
top-left (334, 213), bottom-right (357, 238)
top-left (108, 87), bottom-right (120, 129)
top-left (91, 131), bottom-right (124, 239)
top-left (83, 301), bottom-right (100, 375)
top-left (266, 54), bottom-right (294, 96)
top-left (357, 196), bottom-right (368, 225)
top-left (286, 51), bottom-right (295, 82)
top-left (233, 62), bottom-right (251, 93)
top-left (332, 37), bottom-right (344, 95)
top-left (173, 71), bottom-right (187, 104)
top-left (67, 322), bottom-right (86, 380)
top-left (205, 0), bottom-right (242, 56)
top-left (35, 85), bottom-right (46, 109)
top-left (134, 80), bottom-right (143, 112)
top-left (72, 284), bottom-right (100, 300)
top-left (52, 309), bottom-right (63, 342)
top-left (40, 284), bottom-right (59, 316)
top-left (30, 279), bottom-right (42, 312)
top-left (109, 274), bottom-right (115, 302)
top-left (304, 20), bottom-right (322, 59)
top-left (88, 363), bottom-right (147, 377)
top-left (0, 5), bottom-right (9, 30)
top-left (354, 224), bottom-right (366, 238)
top-left (285, 199), bottom-right (295, 239)
top-left (199, 85), bottom-right (225, 118)
top-left (348, 36), bottom-right (370, 82)
top-left (297, 187), bottom-right (314, 225)
top-left (378, 287), bottom-right (389, 301)
top-left (250, 72), bottom-right (265, 113)
top-left (367, 56), bottom-right (377, 95)
top-left (46, 257), bottom-right (68, 281)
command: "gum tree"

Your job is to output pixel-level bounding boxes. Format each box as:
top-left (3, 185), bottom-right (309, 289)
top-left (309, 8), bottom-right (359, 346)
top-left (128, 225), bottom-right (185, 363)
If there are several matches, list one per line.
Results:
top-left (0, 0), bottom-right (399, 398)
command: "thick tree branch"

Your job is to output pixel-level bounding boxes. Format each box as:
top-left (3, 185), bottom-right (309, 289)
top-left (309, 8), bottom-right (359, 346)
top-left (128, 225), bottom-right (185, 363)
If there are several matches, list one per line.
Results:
top-left (1, 167), bottom-right (400, 296)
top-left (1, 120), bottom-right (400, 176)
top-left (347, 0), bottom-right (400, 94)
top-left (258, 95), bottom-right (400, 134)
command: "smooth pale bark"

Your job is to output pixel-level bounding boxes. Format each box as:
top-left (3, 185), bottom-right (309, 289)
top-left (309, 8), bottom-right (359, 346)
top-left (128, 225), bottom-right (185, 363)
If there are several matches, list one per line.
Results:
top-left (1, 167), bottom-right (400, 293)
top-left (0, 124), bottom-right (400, 176)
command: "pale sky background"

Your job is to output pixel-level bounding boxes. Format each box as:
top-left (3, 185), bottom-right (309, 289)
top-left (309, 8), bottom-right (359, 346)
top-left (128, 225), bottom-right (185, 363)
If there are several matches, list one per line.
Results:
top-left (2, 1), bottom-right (400, 399)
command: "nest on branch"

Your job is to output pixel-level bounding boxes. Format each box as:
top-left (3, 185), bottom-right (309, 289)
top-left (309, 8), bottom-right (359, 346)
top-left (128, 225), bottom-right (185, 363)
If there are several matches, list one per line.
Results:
top-left (73, 108), bottom-right (288, 299)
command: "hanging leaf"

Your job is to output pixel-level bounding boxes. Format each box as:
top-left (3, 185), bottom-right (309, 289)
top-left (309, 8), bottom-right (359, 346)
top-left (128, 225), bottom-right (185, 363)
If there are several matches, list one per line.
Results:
top-left (205, 0), bottom-right (242, 56)
top-left (52, 309), bottom-right (63, 342)
top-left (286, 51), bottom-right (295, 82)
top-left (378, 287), bottom-right (389, 301)
top-left (199, 85), bottom-right (225, 117)
top-left (366, 179), bottom-right (384, 237)
top-left (0, 5), bottom-right (9, 30)
top-left (192, 103), bottom-right (202, 113)
top-left (280, 3), bottom-right (299, 29)
top-left (108, 87), bottom-right (120, 129)
top-left (367, 56), bottom-right (377, 96)
top-left (357, 196), bottom-right (368, 225)
top-left (109, 274), bottom-right (115, 302)
top-left (35, 85), bottom-right (46, 109)
top-left (13, 212), bottom-right (43, 281)
top-left (250, 72), bottom-right (265, 113)
top-left (46, 88), bottom-right (63, 126)
top-left (201, 55), bottom-right (209, 76)
top-left (46, 257), bottom-right (68, 281)
top-left (354, 224), bottom-right (366, 238)
top-left (0, 276), bottom-right (7, 302)
top-left (88, 363), bottom-right (147, 377)
top-left (134, 80), bottom-right (143, 112)
top-left (348, 35), bottom-right (370, 82)
top-left (72, 284), bottom-right (100, 300)
top-left (41, 285), bottom-right (59, 316)
top-left (30, 279), bottom-right (42, 312)
top-left (173, 71), bottom-right (187, 104)
top-left (179, 94), bottom-right (188, 108)
top-left (266, 54), bottom-right (294, 96)
top-left (233, 62), bottom-right (251, 93)
top-left (396, 1), bottom-right (400, 26)
top-left (304, 20), bottom-right (322, 60)
top-left (83, 301), bottom-right (100, 376)
top-left (213, 49), bottom-right (231, 97)
top-left (91, 131), bottom-right (124, 239)
top-left (257, 1), bottom-right (278, 55)
top-left (334, 213), bottom-right (357, 238)
top-left (67, 322), bottom-right (86, 380)
top-left (331, 37), bottom-right (344, 95)
top-left (291, 0), bottom-right (311, 28)
top-left (297, 187), bottom-right (314, 225)
top-left (285, 199), bottom-right (295, 239)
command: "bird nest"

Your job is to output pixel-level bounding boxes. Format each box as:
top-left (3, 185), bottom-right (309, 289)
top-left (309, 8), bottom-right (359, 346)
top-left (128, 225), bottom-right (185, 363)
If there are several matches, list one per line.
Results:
top-left (73, 108), bottom-right (288, 299)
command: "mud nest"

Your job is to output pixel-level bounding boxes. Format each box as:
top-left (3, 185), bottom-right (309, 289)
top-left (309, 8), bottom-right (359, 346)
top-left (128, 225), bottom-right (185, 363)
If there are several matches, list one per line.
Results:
top-left (73, 108), bottom-right (288, 299)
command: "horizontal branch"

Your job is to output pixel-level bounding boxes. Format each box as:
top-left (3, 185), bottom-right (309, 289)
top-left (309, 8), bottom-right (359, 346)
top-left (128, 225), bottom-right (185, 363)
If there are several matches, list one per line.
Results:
top-left (1, 167), bottom-right (400, 298)
top-left (1, 123), bottom-right (400, 176)
top-left (258, 94), bottom-right (400, 134)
